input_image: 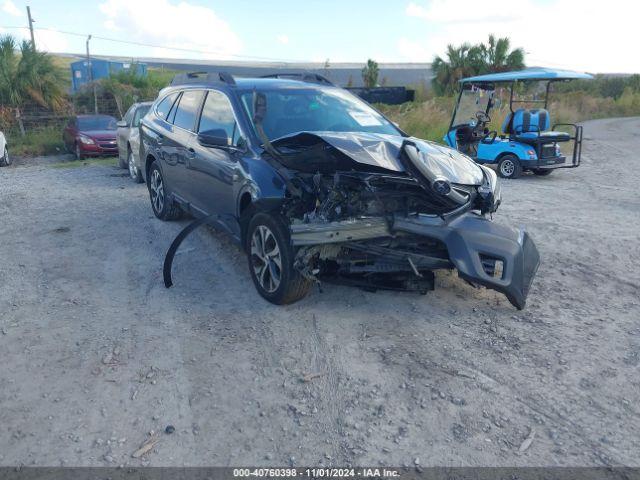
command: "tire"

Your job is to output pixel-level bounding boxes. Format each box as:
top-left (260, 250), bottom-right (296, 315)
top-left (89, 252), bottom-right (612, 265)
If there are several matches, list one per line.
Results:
top-left (246, 212), bottom-right (312, 305)
top-left (532, 168), bottom-right (554, 176)
top-left (147, 161), bottom-right (183, 220)
top-left (74, 143), bottom-right (84, 160)
top-left (0, 146), bottom-right (10, 166)
top-left (128, 150), bottom-right (144, 183)
top-left (497, 154), bottom-right (522, 179)
top-left (118, 149), bottom-right (128, 169)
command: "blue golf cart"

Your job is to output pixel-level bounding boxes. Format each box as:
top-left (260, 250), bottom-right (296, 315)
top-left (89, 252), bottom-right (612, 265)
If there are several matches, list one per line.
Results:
top-left (444, 68), bottom-right (593, 178)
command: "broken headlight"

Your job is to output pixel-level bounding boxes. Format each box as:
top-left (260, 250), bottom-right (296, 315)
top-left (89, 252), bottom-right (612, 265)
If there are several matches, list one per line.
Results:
top-left (476, 166), bottom-right (501, 214)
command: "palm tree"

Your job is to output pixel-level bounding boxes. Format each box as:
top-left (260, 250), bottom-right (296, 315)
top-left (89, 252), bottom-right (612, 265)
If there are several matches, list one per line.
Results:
top-left (431, 44), bottom-right (483, 95)
top-left (431, 36), bottom-right (525, 94)
top-left (0, 35), bottom-right (66, 111)
top-left (361, 59), bottom-right (379, 88)
top-left (478, 35), bottom-right (525, 74)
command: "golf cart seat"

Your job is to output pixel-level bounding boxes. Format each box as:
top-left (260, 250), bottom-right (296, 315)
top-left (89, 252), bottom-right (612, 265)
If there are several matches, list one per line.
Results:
top-left (503, 108), bottom-right (571, 143)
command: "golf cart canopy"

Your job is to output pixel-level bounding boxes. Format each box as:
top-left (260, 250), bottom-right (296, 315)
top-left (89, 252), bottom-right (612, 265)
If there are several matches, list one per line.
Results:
top-left (460, 68), bottom-right (593, 84)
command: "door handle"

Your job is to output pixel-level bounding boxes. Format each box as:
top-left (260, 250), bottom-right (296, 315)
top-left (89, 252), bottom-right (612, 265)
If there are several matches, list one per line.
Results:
top-left (187, 147), bottom-right (196, 159)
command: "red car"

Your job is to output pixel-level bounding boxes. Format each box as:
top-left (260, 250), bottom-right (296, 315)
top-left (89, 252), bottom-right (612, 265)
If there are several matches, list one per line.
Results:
top-left (63, 114), bottom-right (119, 159)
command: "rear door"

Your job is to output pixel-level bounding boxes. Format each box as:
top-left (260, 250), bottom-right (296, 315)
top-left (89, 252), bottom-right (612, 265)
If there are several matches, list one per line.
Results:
top-left (188, 89), bottom-right (245, 234)
top-left (117, 105), bottom-right (135, 158)
top-left (166, 89), bottom-right (205, 207)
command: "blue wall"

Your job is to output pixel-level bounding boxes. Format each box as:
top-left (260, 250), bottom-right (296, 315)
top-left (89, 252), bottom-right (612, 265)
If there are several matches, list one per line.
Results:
top-left (70, 59), bottom-right (147, 92)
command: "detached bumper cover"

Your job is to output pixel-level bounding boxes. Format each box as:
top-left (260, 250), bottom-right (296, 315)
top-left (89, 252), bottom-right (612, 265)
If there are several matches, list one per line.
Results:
top-left (393, 213), bottom-right (539, 309)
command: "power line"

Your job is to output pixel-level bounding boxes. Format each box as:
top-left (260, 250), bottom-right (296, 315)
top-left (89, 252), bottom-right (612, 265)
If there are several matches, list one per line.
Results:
top-left (0, 24), bottom-right (307, 63)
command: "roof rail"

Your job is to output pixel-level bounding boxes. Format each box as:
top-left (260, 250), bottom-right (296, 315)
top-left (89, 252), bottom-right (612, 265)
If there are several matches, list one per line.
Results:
top-left (260, 72), bottom-right (334, 86)
top-left (171, 71), bottom-right (236, 86)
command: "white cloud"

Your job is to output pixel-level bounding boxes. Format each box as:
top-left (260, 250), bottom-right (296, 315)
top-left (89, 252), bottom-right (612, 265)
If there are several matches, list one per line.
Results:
top-left (2, 0), bottom-right (22, 17)
top-left (276, 34), bottom-right (289, 45)
top-left (33, 29), bottom-right (70, 53)
top-left (404, 0), bottom-right (639, 73)
top-left (98, 0), bottom-right (242, 60)
top-left (397, 37), bottom-right (430, 62)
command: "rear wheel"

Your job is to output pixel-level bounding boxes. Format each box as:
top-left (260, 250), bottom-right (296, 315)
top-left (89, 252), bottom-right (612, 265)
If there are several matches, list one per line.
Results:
top-left (148, 161), bottom-right (183, 221)
top-left (128, 150), bottom-right (144, 183)
top-left (246, 213), bottom-right (312, 305)
top-left (497, 154), bottom-right (522, 179)
top-left (532, 168), bottom-right (553, 176)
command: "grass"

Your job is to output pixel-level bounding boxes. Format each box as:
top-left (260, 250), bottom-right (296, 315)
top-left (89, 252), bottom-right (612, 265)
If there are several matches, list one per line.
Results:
top-left (49, 157), bottom-right (119, 169)
top-left (6, 127), bottom-right (66, 156)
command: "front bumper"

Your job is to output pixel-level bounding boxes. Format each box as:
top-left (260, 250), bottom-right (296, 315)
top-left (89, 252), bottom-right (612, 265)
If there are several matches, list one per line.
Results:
top-left (290, 212), bottom-right (540, 310)
top-left (394, 213), bottom-right (539, 310)
top-left (79, 141), bottom-right (118, 156)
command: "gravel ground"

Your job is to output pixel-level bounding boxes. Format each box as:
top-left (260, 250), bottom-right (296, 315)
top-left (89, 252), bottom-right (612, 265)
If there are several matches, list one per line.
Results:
top-left (0, 117), bottom-right (639, 468)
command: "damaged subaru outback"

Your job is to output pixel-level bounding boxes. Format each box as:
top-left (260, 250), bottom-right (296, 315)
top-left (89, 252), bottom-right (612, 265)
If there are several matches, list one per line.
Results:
top-left (139, 72), bottom-right (540, 310)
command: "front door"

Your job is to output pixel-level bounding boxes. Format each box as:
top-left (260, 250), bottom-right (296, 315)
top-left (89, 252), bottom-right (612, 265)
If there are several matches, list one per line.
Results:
top-left (188, 89), bottom-right (244, 235)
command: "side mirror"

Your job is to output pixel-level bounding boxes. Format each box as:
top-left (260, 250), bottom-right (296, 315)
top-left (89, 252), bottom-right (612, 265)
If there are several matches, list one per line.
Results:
top-left (116, 120), bottom-right (127, 128)
top-left (197, 128), bottom-right (229, 148)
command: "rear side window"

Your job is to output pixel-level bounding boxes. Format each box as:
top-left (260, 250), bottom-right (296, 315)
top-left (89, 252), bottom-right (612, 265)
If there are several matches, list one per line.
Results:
top-left (155, 93), bottom-right (178, 120)
top-left (198, 90), bottom-right (239, 145)
top-left (172, 90), bottom-right (204, 131)
top-left (133, 105), bottom-right (151, 127)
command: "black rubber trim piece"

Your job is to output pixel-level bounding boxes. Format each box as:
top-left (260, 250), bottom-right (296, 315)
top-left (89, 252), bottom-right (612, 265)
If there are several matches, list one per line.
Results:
top-left (163, 214), bottom-right (216, 288)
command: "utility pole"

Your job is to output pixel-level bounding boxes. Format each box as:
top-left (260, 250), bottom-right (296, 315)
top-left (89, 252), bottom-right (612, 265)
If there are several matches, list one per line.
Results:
top-left (26, 6), bottom-right (35, 49)
top-left (86, 34), bottom-right (98, 114)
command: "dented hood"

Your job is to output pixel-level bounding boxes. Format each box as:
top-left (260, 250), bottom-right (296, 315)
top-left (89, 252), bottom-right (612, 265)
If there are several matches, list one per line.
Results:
top-left (272, 131), bottom-right (485, 186)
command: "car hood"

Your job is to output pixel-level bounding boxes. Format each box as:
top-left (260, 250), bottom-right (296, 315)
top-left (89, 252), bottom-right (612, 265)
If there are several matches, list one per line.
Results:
top-left (81, 130), bottom-right (117, 140)
top-left (272, 131), bottom-right (484, 186)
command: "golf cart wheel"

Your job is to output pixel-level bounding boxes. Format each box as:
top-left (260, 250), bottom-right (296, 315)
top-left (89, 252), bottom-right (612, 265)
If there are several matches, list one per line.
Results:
top-left (74, 143), bottom-right (84, 160)
top-left (147, 161), bottom-right (183, 221)
top-left (246, 213), bottom-right (312, 305)
top-left (0, 146), bottom-right (10, 166)
top-left (532, 169), bottom-right (554, 176)
top-left (497, 154), bottom-right (522, 179)
top-left (128, 150), bottom-right (144, 183)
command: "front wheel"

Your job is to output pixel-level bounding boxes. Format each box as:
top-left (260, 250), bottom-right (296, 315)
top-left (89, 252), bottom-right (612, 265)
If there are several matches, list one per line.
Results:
top-left (532, 168), bottom-right (553, 176)
top-left (128, 150), bottom-right (144, 183)
top-left (497, 155), bottom-right (522, 179)
top-left (147, 161), bottom-right (183, 221)
top-left (246, 213), bottom-right (312, 305)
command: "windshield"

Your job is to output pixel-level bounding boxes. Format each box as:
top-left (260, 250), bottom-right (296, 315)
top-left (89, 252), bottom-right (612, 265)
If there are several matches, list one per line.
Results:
top-left (452, 86), bottom-right (493, 127)
top-left (240, 88), bottom-right (400, 140)
top-left (78, 116), bottom-right (117, 131)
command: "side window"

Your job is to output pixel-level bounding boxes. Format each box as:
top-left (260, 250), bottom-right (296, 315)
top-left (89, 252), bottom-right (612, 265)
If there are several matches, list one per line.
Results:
top-left (123, 105), bottom-right (135, 125)
top-left (155, 93), bottom-right (179, 121)
top-left (133, 105), bottom-right (150, 127)
top-left (172, 90), bottom-right (204, 131)
top-left (198, 90), bottom-right (239, 145)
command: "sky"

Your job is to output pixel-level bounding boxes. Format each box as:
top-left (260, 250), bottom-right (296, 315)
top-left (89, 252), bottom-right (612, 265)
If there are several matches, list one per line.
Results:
top-left (0, 0), bottom-right (637, 73)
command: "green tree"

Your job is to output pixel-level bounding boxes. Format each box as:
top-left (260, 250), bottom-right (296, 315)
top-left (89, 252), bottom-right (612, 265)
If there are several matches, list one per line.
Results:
top-left (0, 35), bottom-right (66, 111)
top-left (361, 59), bottom-right (379, 88)
top-left (431, 35), bottom-right (525, 95)
top-left (478, 35), bottom-right (525, 73)
top-left (431, 44), bottom-right (483, 95)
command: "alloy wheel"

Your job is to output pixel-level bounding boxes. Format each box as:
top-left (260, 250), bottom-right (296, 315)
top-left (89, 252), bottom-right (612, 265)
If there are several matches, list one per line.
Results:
top-left (500, 159), bottom-right (515, 177)
top-left (128, 151), bottom-right (137, 179)
top-left (250, 225), bottom-right (282, 293)
top-left (150, 169), bottom-right (164, 213)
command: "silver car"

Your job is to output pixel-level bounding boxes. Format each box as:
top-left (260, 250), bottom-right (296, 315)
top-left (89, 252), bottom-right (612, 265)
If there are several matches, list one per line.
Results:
top-left (117, 102), bottom-right (151, 182)
top-left (0, 130), bottom-right (10, 167)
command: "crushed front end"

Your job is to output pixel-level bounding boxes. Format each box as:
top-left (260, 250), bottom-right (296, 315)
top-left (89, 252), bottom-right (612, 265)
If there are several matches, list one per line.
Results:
top-left (272, 132), bottom-right (540, 310)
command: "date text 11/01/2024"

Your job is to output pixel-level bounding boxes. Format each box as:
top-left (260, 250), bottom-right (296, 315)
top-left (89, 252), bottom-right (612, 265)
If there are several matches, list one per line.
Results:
top-left (232, 468), bottom-right (401, 477)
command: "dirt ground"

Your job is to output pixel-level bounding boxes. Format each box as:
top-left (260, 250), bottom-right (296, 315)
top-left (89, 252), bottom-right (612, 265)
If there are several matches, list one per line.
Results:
top-left (0, 117), bottom-right (639, 468)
